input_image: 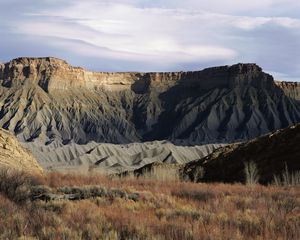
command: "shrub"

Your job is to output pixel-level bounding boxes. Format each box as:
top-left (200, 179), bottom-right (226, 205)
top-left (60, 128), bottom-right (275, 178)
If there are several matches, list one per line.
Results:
top-left (172, 189), bottom-right (215, 202)
top-left (273, 164), bottom-right (300, 186)
top-left (244, 161), bottom-right (259, 185)
top-left (192, 166), bottom-right (205, 183)
top-left (0, 171), bottom-right (299, 239)
top-left (0, 168), bottom-right (42, 203)
top-left (143, 165), bottom-right (180, 182)
top-left (30, 185), bottom-right (53, 200)
top-left (40, 201), bottom-right (66, 214)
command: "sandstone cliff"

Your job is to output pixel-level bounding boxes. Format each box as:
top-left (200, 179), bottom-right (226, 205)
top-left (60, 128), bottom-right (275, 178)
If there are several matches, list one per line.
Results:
top-left (0, 57), bottom-right (300, 147)
top-left (275, 81), bottom-right (300, 101)
top-left (0, 57), bottom-right (274, 93)
top-left (0, 57), bottom-right (178, 92)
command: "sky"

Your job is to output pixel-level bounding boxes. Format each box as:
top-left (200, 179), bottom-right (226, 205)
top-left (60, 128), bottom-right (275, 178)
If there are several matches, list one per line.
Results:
top-left (0, 0), bottom-right (300, 81)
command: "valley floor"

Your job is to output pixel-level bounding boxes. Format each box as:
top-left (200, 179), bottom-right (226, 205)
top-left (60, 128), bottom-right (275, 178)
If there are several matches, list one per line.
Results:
top-left (0, 171), bottom-right (299, 240)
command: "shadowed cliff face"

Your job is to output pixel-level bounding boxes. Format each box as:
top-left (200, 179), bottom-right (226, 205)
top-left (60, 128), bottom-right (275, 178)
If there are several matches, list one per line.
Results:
top-left (0, 57), bottom-right (300, 146)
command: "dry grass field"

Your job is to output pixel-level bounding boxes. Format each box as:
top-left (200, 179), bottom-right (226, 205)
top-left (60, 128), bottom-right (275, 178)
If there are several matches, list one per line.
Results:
top-left (0, 169), bottom-right (299, 240)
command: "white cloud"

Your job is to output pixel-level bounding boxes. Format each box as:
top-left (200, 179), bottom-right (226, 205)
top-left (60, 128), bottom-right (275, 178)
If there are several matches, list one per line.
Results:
top-left (16, 3), bottom-right (241, 64)
top-left (1, 0), bottom-right (300, 79)
top-left (231, 16), bottom-right (300, 30)
top-left (16, 2), bottom-right (300, 64)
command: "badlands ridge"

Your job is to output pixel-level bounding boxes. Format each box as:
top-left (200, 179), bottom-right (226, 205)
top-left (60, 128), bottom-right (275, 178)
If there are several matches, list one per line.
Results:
top-left (0, 57), bottom-right (300, 173)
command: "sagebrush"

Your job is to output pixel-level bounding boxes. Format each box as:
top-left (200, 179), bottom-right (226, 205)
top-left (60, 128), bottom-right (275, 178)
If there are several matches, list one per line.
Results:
top-left (0, 170), bottom-right (299, 240)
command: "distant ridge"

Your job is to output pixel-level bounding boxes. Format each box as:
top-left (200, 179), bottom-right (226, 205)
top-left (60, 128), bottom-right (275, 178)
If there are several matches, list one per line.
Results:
top-left (0, 57), bottom-right (300, 146)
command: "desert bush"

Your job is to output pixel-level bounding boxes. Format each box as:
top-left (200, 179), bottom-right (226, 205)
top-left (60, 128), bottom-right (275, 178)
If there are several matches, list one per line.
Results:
top-left (277, 197), bottom-right (299, 214)
top-left (273, 164), bottom-right (300, 186)
top-left (192, 166), bottom-right (205, 183)
top-left (57, 185), bottom-right (139, 201)
top-left (156, 207), bottom-right (203, 222)
top-left (235, 212), bottom-right (262, 236)
top-left (108, 188), bottom-right (128, 199)
top-left (172, 189), bottom-right (215, 202)
top-left (244, 161), bottom-right (260, 185)
top-left (30, 185), bottom-right (53, 200)
top-left (89, 186), bottom-right (108, 197)
top-left (143, 165), bottom-right (180, 182)
top-left (45, 172), bottom-right (110, 188)
top-left (58, 186), bottom-right (93, 199)
top-left (0, 168), bottom-right (42, 203)
top-left (128, 192), bottom-right (140, 201)
top-left (40, 201), bottom-right (67, 214)
top-left (0, 171), bottom-right (299, 239)
top-left (153, 223), bottom-right (194, 240)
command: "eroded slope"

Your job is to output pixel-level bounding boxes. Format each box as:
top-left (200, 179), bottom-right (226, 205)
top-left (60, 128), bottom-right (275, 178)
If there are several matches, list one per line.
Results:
top-left (0, 128), bottom-right (42, 173)
top-left (0, 57), bottom-right (300, 146)
top-left (24, 141), bottom-right (222, 173)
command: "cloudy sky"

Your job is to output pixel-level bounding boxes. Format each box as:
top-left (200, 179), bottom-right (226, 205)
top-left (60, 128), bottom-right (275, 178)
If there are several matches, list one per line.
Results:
top-left (0, 0), bottom-right (300, 81)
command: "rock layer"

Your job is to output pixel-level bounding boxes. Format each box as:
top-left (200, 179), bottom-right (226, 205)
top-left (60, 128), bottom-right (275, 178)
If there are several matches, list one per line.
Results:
top-left (275, 81), bottom-right (300, 101)
top-left (0, 57), bottom-right (300, 147)
top-left (0, 57), bottom-right (275, 93)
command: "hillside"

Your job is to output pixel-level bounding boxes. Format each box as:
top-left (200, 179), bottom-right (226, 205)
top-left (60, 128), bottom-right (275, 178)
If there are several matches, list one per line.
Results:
top-left (1, 57), bottom-right (300, 146)
top-left (183, 124), bottom-right (300, 184)
top-left (24, 141), bottom-right (222, 173)
top-left (0, 128), bottom-right (42, 173)
top-left (1, 57), bottom-right (300, 171)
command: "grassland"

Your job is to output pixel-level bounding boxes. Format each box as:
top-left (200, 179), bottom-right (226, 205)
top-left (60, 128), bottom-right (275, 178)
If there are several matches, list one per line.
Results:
top-left (0, 169), bottom-right (299, 240)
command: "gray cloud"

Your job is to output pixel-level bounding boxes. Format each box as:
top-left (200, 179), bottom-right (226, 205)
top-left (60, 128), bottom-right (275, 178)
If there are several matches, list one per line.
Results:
top-left (0, 0), bottom-right (300, 81)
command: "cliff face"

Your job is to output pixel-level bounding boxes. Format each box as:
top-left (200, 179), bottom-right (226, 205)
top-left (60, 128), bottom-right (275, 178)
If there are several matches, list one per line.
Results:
top-left (0, 57), bottom-right (131, 91)
top-left (275, 81), bottom-right (300, 101)
top-left (0, 57), bottom-right (300, 146)
top-left (0, 57), bottom-right (274, 93)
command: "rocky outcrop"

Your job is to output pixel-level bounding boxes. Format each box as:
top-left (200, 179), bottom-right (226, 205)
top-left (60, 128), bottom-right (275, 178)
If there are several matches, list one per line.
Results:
top-left (0, 57), bottom-right (300, 147)
top-left (0, 128), bottom-right (42, 174)
top-left (0, 57), bottom-right (273, 93)
top-left (183, 124), bottom-right (300, 184)
top-left (0, 57), bottom-right (177, 92)
top-left (275, 81), bottom-right (300, 101)
top-left (0, 57), bottom-right (129, 91)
